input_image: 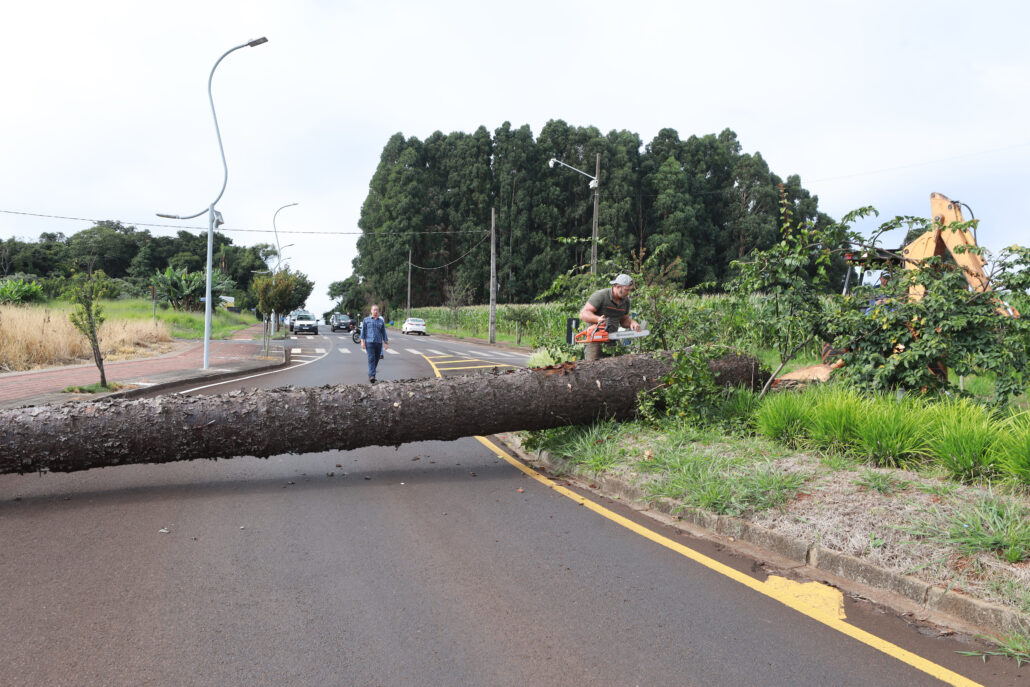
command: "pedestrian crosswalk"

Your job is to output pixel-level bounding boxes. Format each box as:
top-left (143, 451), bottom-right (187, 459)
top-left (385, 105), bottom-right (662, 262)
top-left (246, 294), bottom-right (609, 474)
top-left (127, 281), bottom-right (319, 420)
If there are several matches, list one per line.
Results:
top-left (298, 344), bottom-right (529, 362)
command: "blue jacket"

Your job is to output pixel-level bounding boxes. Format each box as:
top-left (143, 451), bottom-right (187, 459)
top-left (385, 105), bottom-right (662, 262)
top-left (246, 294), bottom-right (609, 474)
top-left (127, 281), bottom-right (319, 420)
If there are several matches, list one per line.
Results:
top-left (361, 316), bottom-right (388, 344)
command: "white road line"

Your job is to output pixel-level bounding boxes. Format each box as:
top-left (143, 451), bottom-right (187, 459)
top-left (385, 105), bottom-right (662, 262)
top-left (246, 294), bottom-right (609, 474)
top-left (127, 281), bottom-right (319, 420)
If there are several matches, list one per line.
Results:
top-left (426, 349), bottom-right (446, 355)
top-left (404, 349), bottom-right (422, 355)
top-left (178, 347), bottom-right (332, 393)
top-left (315, 348), bottom-right (326, 354)
top-left (387, 348), bottom-right (399, 355)
top-left (338, 348), bottom-right (351, 354)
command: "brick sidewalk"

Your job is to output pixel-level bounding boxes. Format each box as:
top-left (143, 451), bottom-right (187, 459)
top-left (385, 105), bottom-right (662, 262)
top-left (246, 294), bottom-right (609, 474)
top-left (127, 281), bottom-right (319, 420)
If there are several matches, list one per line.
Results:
top-left (0, 324), bottom-right (277, 407)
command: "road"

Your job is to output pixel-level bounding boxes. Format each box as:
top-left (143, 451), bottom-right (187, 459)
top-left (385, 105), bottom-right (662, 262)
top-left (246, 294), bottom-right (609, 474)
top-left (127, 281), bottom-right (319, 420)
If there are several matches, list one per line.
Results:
top-left (1, 327), bottom-right (1024, 686)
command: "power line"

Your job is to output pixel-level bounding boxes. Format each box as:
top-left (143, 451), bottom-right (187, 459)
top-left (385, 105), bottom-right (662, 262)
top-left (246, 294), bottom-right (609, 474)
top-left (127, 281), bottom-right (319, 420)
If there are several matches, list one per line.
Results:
top-left (409, 232), bottom-right (490, 270)
top-left (809, 140), bottom-right (1030, 184)
top-left (0, 209), bottom-right (486, 236)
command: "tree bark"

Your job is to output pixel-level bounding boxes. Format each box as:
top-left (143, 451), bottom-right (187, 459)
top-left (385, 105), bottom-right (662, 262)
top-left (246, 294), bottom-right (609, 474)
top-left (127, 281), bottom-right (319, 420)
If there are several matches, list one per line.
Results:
top-left (1, 351), bottom-right (767, 475)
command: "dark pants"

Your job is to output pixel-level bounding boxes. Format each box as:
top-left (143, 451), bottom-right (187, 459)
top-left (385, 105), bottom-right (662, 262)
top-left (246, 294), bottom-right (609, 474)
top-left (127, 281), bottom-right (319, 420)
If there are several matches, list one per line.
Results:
top-left (365, 342), bottom-right (382, 379)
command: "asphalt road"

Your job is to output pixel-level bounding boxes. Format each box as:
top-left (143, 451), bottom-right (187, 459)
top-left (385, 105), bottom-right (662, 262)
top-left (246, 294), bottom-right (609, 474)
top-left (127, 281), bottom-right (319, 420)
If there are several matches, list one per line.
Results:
top-left (0, 327), bottom-right (1024, 686)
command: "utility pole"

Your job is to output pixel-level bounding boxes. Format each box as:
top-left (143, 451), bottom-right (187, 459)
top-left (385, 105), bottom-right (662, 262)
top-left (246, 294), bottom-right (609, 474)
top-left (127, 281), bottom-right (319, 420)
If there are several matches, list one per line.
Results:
top-left (406, 247), bottom-right (412, 320)
top-left (489, 208), bottom-right (497, 344)
top-left (590, 152), bottom-right (600, 275)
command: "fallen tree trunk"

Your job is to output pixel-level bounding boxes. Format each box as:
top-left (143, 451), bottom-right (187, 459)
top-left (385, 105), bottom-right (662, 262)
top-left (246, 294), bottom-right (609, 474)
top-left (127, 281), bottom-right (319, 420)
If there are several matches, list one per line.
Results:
top-left (1, 351), bottom-right (767, 474)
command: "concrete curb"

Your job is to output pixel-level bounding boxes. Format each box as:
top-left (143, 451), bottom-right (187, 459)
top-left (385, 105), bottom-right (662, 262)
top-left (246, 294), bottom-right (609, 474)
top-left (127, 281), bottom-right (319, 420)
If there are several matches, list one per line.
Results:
top-left (498, 433), bottom-right (1030, 640)
top-left (5, 345), bottom-right (289, 409)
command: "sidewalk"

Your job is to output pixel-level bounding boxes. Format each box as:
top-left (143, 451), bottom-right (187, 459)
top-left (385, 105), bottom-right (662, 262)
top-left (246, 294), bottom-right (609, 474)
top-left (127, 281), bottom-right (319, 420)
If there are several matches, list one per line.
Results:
top-left (0, 324), bottom-right (286, 409)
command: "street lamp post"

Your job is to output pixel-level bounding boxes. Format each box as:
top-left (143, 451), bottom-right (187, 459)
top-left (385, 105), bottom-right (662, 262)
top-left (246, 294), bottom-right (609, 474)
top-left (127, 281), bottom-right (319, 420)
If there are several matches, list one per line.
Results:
top-left (272, 203), bottom-right (297, 271)
top-left (268, 203), bottom-right (297, 331)
top-left (157, 36), bottom-right (268, 369)
top-left (549, 154), bottom-right (600, 274)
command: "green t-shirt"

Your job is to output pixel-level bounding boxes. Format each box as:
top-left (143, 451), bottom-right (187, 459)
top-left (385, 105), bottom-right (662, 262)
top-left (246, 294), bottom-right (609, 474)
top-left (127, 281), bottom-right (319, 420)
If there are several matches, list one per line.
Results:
top-left (586, 288), bottom-right (630, 332)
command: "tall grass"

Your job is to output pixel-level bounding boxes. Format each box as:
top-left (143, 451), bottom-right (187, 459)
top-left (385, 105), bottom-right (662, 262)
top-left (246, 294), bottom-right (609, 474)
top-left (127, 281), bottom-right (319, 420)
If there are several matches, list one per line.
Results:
top-left (805, 385), bottom-right (868, 455)
top-left (754, 386), bottom-right (1030, 484)
top-left (0, 304), bottom-right (172, 371)
top-left (925, 398), bottom-right (998, 482)
top-left (754, 391), bottom-right (813, 448)
top-left (852, 395), bottom-right (930, 468)
top-left (992, 412), bottom-right (1030, 486)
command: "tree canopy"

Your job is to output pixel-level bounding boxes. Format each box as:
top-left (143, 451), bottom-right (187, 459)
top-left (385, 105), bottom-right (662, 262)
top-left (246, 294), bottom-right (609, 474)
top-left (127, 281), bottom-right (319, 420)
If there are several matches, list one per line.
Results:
top-left (353, 122), bottom-right (834, 308)
top-left (1, 222), bottom-right (278, 311)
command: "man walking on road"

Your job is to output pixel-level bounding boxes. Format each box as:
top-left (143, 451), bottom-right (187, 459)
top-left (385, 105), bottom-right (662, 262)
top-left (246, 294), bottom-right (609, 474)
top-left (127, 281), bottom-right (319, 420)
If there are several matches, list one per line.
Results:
top-left (360, 304), bottom-right (389, 383)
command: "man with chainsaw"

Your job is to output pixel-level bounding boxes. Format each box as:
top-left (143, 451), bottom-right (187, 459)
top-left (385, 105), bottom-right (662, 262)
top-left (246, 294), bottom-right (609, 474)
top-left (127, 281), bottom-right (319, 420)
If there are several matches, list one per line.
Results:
top-left (578, 273), bottom-right (642, 360)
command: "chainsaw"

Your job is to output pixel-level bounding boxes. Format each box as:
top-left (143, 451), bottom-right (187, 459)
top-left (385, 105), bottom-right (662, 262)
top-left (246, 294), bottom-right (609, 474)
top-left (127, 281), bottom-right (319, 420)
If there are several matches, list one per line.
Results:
top-left (574, 322), bottom-right (650, 344)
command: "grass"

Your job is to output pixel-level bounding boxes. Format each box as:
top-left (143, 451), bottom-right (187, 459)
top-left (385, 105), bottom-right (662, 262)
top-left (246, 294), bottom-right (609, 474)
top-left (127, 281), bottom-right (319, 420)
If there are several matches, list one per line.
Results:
top-left (805, 385), bottom-right (867, 456)
top-left (642, 448), bottom-right (808, 517)
top-left (908, 494), bottom-right (1030, 564)
top-left (754, 391), bottom-right (812, 448)
top-left (62, 382), bottom-right (126, 393)
top-left (991, 412), bottom-right (1030, 486)
top-left (854, 396), bottom-right (931, 468)
top-left (1, 303), bottom-right (172, 371)
top-left (0, 300), bottom-right (259, 372)
top-left (925, 398), bottom-right (998, 483)
top-left (853, 469), bottom-right (910, 495)
top-left (959, 629), bottom-right (1030, 667)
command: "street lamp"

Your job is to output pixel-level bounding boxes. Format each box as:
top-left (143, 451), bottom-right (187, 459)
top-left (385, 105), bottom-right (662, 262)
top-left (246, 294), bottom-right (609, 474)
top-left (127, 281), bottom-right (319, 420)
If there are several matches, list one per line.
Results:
top-left (549, 154), bottom-right (601, 274)
top-left (157, 36), bottom-right (268, 369)
top-left (272, 203), bottom-right (298, 271)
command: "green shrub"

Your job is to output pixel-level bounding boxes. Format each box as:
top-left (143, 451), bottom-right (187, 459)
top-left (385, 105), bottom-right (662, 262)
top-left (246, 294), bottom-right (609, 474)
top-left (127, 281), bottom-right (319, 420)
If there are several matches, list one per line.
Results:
top-left (855, 396), bottom-right (931, 468)
top-left (637, 345), bottom-right (729, 428)
top-left (755, 391), bottom-right (813, 448)
top-left (0, 278), bottom-right (45, 304)
top-left (925, 397), bottom-right (999, 482)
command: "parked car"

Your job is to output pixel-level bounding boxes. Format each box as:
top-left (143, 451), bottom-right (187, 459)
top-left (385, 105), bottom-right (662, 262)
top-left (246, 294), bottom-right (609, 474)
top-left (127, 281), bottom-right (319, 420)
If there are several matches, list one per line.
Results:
top-left (293, 311), bottom-right (319, 335)
top-left (329, 313), bottom-right (354, 332)
top-left (401, 317), bottom-right (427, 335)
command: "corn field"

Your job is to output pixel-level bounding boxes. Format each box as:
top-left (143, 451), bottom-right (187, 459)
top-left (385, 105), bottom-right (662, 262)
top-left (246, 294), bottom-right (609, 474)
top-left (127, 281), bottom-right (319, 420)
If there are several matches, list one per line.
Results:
top-left (406, 294), bottom-right (822, 357)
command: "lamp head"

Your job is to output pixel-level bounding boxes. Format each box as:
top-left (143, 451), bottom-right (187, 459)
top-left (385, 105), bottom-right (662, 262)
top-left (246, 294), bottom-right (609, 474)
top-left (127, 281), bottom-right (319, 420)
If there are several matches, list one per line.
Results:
top-left (548, 158), bottom-right (557, 168)
top-left (248, 37), bottom-right (269, 47)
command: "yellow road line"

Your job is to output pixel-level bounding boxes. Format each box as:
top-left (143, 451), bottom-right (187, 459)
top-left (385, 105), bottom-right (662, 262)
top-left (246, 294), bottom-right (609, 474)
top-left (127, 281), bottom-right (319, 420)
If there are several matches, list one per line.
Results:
top-left (436, 364), bottom-right (517, 371)
top-left (425, 350), bottom-right (980, 685)
top-left (472, 435), bottom-right (984, 687)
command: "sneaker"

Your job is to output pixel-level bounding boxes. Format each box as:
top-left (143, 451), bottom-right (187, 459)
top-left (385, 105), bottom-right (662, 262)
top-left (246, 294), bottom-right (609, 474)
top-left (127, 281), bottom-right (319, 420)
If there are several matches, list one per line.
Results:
top-left (369, 377), bottom-right (376, 384)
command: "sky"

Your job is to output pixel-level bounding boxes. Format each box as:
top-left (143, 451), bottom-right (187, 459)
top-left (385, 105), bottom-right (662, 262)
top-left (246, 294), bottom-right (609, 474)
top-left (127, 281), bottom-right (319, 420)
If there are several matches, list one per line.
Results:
top-left (2, 0), bottom-right (1027, 318)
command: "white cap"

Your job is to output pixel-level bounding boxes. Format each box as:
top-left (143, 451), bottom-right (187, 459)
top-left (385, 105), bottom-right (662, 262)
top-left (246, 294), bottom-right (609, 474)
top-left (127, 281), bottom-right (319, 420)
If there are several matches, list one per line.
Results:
top-left (610, 274), bottom-right (633, 286)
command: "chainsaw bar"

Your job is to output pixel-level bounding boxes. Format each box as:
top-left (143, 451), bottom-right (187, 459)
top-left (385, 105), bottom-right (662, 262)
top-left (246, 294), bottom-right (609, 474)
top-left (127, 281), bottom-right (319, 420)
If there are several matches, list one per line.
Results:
top-left (607, 329), bottom-right (650, 339)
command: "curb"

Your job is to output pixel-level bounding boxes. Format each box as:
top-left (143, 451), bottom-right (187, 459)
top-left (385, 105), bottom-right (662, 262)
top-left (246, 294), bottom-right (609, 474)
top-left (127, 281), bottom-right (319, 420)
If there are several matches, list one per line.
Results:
top-left (498, 434), bottom-right (1030, 641)
top-left (4, 344), bottom-right (289, 409)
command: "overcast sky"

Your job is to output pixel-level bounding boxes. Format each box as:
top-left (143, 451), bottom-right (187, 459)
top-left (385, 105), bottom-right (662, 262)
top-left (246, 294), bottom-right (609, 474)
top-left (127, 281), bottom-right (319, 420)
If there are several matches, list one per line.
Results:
top-left (2, 0), bottom-right (1027, 317)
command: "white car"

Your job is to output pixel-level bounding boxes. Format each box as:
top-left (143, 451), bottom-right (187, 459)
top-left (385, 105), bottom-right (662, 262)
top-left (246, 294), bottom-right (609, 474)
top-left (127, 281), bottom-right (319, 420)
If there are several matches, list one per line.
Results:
top-left (401, 317), bottom-right (427, 335)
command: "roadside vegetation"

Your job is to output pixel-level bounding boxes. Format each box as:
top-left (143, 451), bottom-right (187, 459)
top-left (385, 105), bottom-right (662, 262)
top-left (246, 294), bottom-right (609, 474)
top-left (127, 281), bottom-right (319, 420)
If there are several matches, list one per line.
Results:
top-left (517, 199), bottom-right (1029, 661)
top-left (0, 299), bottom-right (256, 372)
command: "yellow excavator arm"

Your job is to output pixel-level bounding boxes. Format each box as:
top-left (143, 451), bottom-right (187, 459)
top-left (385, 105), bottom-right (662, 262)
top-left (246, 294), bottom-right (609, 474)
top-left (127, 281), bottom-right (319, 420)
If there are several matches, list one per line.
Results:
top-left (901, 192), bottom-right (1016, 316)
